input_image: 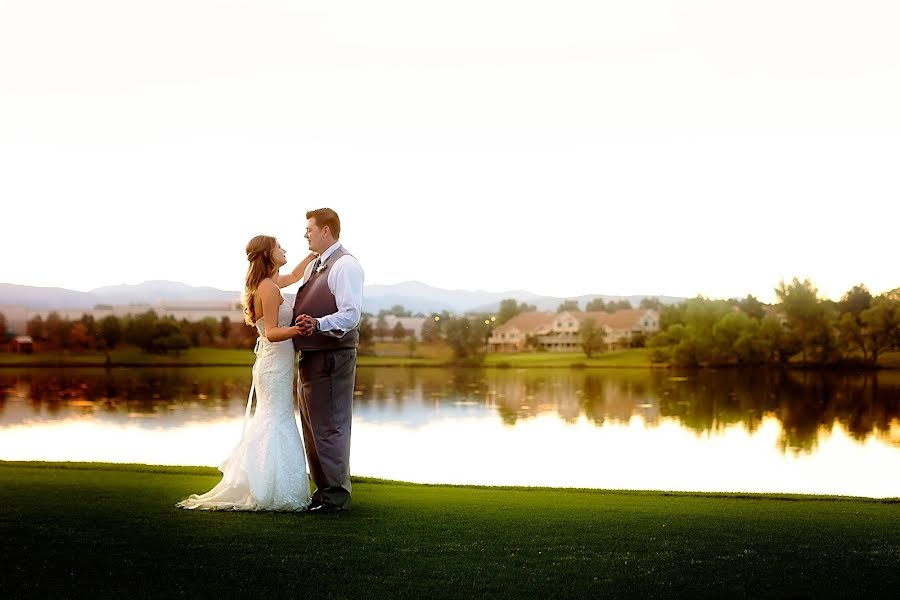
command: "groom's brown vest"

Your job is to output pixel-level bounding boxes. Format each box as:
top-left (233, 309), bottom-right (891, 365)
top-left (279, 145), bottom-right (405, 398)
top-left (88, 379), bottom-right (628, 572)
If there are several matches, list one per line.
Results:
top-left (292, 246), bottom-right (360, 352)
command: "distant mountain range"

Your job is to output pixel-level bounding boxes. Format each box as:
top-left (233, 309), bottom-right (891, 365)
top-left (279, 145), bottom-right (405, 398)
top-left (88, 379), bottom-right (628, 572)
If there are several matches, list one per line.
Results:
top-left (0, 281), bottom-right (684, 315)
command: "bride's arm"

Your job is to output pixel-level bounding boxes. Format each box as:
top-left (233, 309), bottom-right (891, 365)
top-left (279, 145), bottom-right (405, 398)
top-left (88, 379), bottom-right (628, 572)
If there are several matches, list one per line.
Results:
top-left (259, 280), bottom-right (301, 343)
top-left (276, 252), bottom-right (317, 288)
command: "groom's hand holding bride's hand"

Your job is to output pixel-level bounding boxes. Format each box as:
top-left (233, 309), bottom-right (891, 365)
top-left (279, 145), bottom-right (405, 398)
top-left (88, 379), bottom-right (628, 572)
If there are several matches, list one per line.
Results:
top-left (294, 314), bottom-right (317, 336)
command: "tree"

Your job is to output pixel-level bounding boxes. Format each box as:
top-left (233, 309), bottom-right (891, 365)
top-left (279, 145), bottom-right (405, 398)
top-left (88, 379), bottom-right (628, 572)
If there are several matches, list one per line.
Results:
top-left (497, 299), bottom-right (536, 324)
top-left (639, 297), bottom-right (664, 311)
top-left (775, 278), bottom-right (827, 365)
top-left (406, 333), bottom-right (418, 357)
top-left (858, 296), bottom-right (900, 367)
top-left (67, 322), bottom-right (93, 350)
top-left (358, 315), bottom-right (375, 355)
top-left (375, 314), bottom-right (390, 339)
top-left (444, 316), bottom-right (488, 363)
top-left (839, 284), bottom-right (873, 323)
top-left (0, 312), bottom-right (7, 342)
top-left (389, 304), bottom-right (412, 317)
top-left (579, 319), bottom-right (606, 358)
top-left (98, 315), bottom-right (122, 361)
top-left (585, 298), bottom-right (607, 312)
top-left (497, 299), bottom-right (522, 324)
top-left (420, 315), bottom-right (442, 343)
top-left (585, 298), bottom-right (631, 312)
top-left (557, 299), bottom-right (580, 313)
top-left (219, 316), bottom-right (232, 343)
top-left (45, 312), bottom-right (70, 349)
top-left (738, 295), bottom-right (767, 320)
top-left (26, 315), bottom-right (45, 341)
top-left (128, 311), bottom-right (159, 352)
top-left (392, 321), bottom-right (407, 340)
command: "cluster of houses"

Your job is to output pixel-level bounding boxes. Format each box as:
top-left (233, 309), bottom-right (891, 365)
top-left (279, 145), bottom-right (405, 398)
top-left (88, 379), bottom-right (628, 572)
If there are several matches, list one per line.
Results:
top-left (488, 309), bottom-right (660, 352)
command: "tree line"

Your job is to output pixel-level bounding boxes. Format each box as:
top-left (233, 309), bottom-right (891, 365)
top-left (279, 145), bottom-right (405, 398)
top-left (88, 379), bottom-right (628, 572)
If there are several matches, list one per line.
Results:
top-left (10, 311), bottom-right (257, 356)
top-left (649, 280), bottom-right (900, 368)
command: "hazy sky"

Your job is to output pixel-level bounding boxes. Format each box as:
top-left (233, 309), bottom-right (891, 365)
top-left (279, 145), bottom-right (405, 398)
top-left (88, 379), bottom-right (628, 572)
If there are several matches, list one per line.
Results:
top-left (2, 1), bottom-right (898, 303)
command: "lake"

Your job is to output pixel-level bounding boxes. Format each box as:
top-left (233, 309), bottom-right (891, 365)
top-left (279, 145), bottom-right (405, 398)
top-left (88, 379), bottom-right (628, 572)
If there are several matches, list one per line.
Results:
top-left (1, 366), bottom-right (898, 497)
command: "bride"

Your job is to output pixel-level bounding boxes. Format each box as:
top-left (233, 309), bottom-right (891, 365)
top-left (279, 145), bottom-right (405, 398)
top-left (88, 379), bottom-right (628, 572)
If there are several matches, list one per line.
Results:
top-left (178, 235), bottom-right (315, 511)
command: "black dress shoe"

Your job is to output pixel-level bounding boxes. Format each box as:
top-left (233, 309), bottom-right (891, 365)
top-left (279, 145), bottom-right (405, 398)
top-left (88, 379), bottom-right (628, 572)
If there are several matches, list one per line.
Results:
top-left (307, 502), bottom-right (345, 514)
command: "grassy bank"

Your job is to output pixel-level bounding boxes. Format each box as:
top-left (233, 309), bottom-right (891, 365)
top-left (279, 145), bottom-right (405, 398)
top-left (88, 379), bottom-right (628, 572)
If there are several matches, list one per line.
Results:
top-left (0, 346), bottom-right (654, 369)
top-left (1, 462), bottom-right (898, 598)
top-left (2, 347), bottom-right (899, 370)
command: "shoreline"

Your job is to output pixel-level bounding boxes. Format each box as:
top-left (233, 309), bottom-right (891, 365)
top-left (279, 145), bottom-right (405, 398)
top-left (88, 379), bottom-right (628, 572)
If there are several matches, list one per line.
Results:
top-left (3, 460), bottom-right (897, 501)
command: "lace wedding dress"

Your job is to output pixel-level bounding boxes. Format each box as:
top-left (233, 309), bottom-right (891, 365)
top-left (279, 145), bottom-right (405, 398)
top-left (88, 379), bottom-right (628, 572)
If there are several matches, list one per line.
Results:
top-left (178, 301), bottom-right (311, 511)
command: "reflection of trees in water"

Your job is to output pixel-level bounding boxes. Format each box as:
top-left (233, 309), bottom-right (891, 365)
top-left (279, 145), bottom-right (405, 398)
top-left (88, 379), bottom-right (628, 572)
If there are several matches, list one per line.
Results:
top-left (0, 368), bottom-right (251, 424)
top-left (655, 369), bottom-right (900, 452)
top-left (3, 367), bottom-right (899, 452)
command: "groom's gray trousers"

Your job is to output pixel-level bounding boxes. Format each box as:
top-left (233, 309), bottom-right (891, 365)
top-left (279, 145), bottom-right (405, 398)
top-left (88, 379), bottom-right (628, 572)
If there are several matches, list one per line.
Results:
top-left (297, 348), bottom-right (356, 509)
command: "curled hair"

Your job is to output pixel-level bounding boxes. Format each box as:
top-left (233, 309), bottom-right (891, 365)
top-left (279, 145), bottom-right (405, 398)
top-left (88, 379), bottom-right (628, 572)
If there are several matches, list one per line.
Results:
top-left (242, 235), bottom-right (278, 325)
top-left (306, 207), bottom-right (341, 239)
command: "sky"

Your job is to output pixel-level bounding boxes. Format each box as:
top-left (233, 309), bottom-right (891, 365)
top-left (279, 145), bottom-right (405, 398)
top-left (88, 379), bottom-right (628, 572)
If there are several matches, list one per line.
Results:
top-left (2, 1), bottom-right (898, 303)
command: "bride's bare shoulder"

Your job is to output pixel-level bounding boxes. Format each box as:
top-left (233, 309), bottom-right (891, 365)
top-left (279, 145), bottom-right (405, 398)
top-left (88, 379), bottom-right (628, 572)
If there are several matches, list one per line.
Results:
top-left (257, 278), bottom-right (279, 294)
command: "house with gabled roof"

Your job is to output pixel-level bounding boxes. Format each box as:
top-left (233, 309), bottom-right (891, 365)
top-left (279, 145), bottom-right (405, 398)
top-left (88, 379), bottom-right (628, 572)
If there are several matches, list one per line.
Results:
top-left (488, 308), bottom-right (660, 353)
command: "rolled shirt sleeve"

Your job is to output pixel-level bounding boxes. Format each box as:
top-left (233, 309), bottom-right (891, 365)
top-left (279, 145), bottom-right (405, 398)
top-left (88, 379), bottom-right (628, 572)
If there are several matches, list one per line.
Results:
top-left (316, 255), bottom-right (364, 337)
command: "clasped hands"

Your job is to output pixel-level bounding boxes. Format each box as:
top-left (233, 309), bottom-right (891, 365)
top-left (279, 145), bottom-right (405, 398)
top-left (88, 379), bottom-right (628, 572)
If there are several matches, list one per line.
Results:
top-left (294, 314), bottom-right (318, 336)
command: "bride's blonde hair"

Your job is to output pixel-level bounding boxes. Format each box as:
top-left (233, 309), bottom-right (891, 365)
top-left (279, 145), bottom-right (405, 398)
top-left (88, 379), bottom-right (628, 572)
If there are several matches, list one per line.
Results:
top-left (242, 235), bottom-right (278, 325)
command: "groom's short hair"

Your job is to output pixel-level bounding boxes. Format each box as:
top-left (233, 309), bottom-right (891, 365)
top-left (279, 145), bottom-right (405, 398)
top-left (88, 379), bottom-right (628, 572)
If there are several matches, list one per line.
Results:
top-left (306, 208), bottom-right (341, 239)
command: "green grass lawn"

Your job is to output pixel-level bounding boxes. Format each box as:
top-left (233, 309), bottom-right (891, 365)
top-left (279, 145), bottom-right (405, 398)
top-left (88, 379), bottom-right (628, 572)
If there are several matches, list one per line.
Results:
top-left (2, 462), bottom-right (898, 598)
top-left (483, 348), bottom-right (653, 368)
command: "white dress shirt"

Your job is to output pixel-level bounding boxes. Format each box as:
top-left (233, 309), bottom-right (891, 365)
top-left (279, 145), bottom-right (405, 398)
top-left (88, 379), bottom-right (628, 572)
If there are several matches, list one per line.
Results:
top-left (301, 241), bottom-right (365, 338)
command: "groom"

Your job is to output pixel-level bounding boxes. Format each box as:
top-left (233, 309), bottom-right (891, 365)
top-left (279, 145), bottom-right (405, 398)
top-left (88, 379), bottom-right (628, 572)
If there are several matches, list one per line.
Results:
top-left (293, 208), bottom-right (364, 513)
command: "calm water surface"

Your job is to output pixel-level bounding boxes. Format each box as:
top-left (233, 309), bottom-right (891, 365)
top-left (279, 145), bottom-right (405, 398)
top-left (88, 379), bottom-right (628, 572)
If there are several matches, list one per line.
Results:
top-left (1, 366), bottom-right (898, 497)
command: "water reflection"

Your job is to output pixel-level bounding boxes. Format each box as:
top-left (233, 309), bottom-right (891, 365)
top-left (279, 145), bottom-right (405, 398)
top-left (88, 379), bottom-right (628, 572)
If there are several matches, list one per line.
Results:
top-left (1, 367), bottom-right (898, 497)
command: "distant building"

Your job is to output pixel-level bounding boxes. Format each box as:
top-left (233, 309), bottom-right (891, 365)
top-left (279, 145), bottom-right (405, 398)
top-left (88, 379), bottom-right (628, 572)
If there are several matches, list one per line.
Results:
top-left (488, 309), bottom-right (660, 353)
top-left (9, 335), bottom-right (33, 353)
top-left (19, 301), bottom-right (245, 328)
top-left (376, 315), bottom-right (426, 339)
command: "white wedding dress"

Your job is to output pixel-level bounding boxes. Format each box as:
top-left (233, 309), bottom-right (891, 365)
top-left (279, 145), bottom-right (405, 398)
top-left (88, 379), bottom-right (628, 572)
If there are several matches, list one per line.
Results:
top-left (178, 301), bottom-right (311, 511)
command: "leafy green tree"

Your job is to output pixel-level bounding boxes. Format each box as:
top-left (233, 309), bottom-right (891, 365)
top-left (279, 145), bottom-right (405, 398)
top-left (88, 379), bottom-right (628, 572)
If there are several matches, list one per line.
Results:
top-left (859, 296), bottom-right (900, 366)
top-left (392, 321), bottom-right (407, 340)
top-left (389, 305), bottom-right (412, 317)
top-left (420, 315), bottom-right (442, 342)
top-left (497, 299), bottom-right (522, 324)
top-left (26, 315), bottom-right (45, 341)
top-left (585, 298), bottom-right (607, 312)
top-left (579, 319), bottom-right (606, 358)
top-left (758, 316), bottom-right (795, 363)
top-left (375, 314), bottom-right (390, 339)
top-left (738, 295), bottom-right (767, 320)
top-left (128, 311), bottom-right (159, 352)
top-left (358, 315), bottom-right (375, 355)
top-left (157, 332), bottom-right (191, 356)
top-left (557, 299), bottom-right (580, 313)
top-left (219, 316), bottom-right (232, 342)
top-left (639, 297), bottom-right (664, 311)
top-left (45, 312), bottom-right (71, 349)
top-left (775, 278), bottom-right (827, 365)
top-left (98, 315), bottom-right (122, 360)
top-left (497, 299), bottom-right (536, 324)
top-left (608, 299), bottom-right (632, 312)
top-left (839, 284), bottom-right (873, 322)
top-left (444, 317), bottom-right (488, 363)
